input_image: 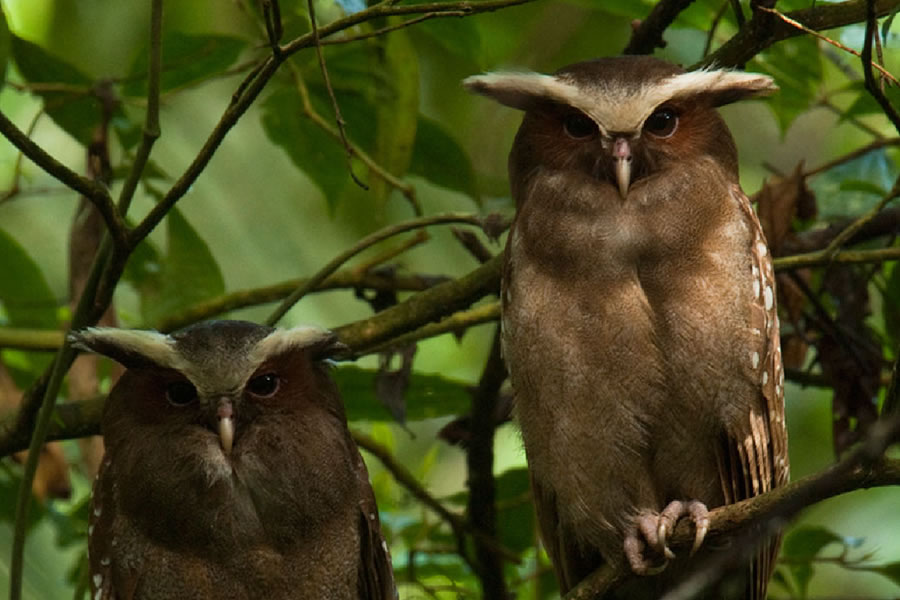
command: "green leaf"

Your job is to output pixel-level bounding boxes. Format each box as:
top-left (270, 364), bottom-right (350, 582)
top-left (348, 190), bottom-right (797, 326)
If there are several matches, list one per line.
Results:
top-left (414, 17), bottom-right (483, 67)
top-left (0, 5), bottom-right (10, 87)
top-left (337, 365), bottom-right (471, 422)
top-left (882, 261), bottom-right (900, 354)
top-left (749, 36), bottom-right (821, 132)
top-left (495, 467), bottom-right (534, 554)
top-left (410, 116), bottom-right (480, 202)
top-left (368, 27), bottom-right (419, 217)
top-left (0, 228), bottom-right (57, 329)
top-left (10, 35), bottom-right (100, 145)
top-left (261, 85), bottom-right (350, 210)
top-left (781, 525), bottom-right (842, 599)
top-left (782, 525), bottom-right (842, 560)
top-left (872, 561), bottom-right (900, 587)
top-left (810, 149), bottom-right (896, 219)
top-left (844, 83), bottom-right (900, 121)
top-left (122, 32), bottom-right (247, 97)
top-left (138, 208), bottom-right (226, 327)
top-left (839, 179), bottom-right (887, 196)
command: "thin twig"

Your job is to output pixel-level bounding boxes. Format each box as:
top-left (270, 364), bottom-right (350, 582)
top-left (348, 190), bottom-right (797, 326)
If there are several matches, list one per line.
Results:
top-left (352, 430), bottom-right (521, 566)
top-left (757, 5), bottom-right (899, 85)
top-left (265, 213), bottom-right (486, 326)
top-left (306, 0), bottom-right (367, 190)
top-left (804, 137), bottom-right (900, 177)
top-left (862, 0), bottom-right (900, 134)
top-left (820, 176), bottom-right (900, 261)
top-left (289, 64), bottom-right (421, 213)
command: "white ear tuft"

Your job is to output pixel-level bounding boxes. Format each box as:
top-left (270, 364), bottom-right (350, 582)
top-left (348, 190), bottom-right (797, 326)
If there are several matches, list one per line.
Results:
top-left (464, 72), bottom-right (584, 111)
top-left (69, 327), bottom-right (181, 369)
top-left (658, 69), bottom-right (777, 106)
top-left (248, 326), bottom-right (344, 365)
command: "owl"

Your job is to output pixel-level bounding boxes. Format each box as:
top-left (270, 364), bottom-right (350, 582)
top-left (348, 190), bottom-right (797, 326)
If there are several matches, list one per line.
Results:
top-left (70, 320), bottom-right (395, 600)
top-left (465, 56), bottom-right (788, 598)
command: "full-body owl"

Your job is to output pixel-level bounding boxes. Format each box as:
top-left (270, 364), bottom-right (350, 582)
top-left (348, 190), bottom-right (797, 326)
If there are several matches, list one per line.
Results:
top-left (71, 320), bottom-right (395, 600)
top-left (465, 57), bottom-right (788, 598)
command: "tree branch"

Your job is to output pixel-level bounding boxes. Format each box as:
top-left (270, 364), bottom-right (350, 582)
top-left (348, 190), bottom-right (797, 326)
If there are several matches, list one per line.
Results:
top-left (565, 423), bottom-right (900, 599)
top-left (623, 0), bottom-right (698, 55)
top-left (0, 110), bottom-right (126, 251)
top-left (334, 254), bottom-right (502, 355)
top-left (700, 0), bottom-right (900, 69)
top-left (265, 213), bottom-right (488, 326)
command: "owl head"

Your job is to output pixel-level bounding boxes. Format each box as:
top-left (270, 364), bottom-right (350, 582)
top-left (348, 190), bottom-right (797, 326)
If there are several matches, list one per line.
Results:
top-left (465, 56), bottom-right (776, 201)
top-left (70, 320), bottom-right (357, 546)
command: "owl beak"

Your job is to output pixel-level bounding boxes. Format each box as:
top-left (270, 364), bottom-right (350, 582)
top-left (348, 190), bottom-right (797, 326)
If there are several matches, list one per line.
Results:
top-left (217, 400), bottom-right (235, 455)
top-left (613, 137), bottom-right (632, 198)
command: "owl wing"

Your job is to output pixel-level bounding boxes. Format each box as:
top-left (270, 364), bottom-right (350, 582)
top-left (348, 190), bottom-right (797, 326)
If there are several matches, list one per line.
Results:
top-left (717, 184), bottom-right (789, 600)
top-left (353, 450), bottom-right (397, 600)
top-left (88, 457), bottom-right (136, 600)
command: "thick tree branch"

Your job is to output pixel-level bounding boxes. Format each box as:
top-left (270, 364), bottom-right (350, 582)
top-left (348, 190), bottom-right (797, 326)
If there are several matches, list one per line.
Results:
top-left (699, 0), bottom-right (900, 69)
top-left (334, 254), bottom-right (502, 355)
top-left (624, 0), bottom-right (698, 55)
top-left (565, 421), bottom-right (900, 599)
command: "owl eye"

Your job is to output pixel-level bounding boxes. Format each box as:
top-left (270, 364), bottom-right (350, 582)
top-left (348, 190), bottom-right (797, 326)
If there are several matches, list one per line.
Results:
top-left (247, 373), bottom-right (280, 397)
top-left (563, 113), bottom-right (597, 139)
top-left (644, 107), bottom-right (678, 138)
top-left (166, 381), bottom-right (198, 406)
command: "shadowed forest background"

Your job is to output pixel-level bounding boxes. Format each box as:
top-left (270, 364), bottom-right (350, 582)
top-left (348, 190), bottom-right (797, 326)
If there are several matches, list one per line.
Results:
top-left (1, 0), bottom-right (900, 598)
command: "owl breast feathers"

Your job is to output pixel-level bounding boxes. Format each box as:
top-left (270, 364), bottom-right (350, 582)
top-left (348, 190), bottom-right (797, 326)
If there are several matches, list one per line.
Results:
top-left (70, 320), bottom-right (395, 600)
top-left (466, 56), bottom-right (788, 599)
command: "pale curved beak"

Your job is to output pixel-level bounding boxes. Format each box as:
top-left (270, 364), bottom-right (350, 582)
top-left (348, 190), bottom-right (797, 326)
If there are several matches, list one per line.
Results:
top-left (613, 137), bottom-right (632, 198)
top-left (217, 400), bottom-right (234, 455)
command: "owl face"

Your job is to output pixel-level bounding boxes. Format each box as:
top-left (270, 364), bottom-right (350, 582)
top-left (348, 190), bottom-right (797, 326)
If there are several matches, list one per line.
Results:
top-left (71, 321), bottom-right (355, 546)
top-left (465, 56), bottom-right (776, 203)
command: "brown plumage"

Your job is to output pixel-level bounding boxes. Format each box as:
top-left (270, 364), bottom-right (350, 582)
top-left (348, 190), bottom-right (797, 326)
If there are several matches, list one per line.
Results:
top-left (466, 57), bottom-right (788, 598)
top-left (70, 320), bottom-right (395, 600)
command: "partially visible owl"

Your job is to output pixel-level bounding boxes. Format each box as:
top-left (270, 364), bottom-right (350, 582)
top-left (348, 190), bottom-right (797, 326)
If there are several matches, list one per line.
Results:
top-left (465, 57), bottom-right (788, 598)
top-left (70, 320), bottom-right (395, 600)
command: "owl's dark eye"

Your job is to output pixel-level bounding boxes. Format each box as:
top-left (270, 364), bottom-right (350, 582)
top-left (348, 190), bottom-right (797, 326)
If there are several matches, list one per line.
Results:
top-left (644, 107), bottom-right (678, 138)
top-left (247, 373), bottom-right (280, 397)
top-left (563, 113), bottom-right (598, 139)
top-left (166, 380), bottom-right (198, 406)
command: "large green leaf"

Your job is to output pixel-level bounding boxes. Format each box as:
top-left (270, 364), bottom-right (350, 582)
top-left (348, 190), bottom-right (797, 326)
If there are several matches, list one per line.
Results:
top-left (410, 116), bottom-right (480, 202)
top-left (122, 32), bottom-right (247, 97)
top-left (136, 208), bottom-right (226, 327)
top-left (749, 36), bottom-right (821, 133)
top-left (10, 35), bottom-right (100, 145)
top-left (261, 84), bottom-right (351, 210)
top-left (0, 228), bottom-right (57, 329)
top-left (368, 27), bottom-right (419, 217)
top-left (337, 365), bottom-right (471, 422)
top-left (0, 5), bottom-right (10, 87)
top-left (494, 467), bottom-right (534, 554)
top-left (780, 525), bottom-right (842, 599)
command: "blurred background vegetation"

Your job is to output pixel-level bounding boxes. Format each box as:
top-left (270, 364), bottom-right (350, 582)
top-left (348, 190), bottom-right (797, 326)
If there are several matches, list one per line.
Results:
top-left (0, 0), bottom-right (899, 598)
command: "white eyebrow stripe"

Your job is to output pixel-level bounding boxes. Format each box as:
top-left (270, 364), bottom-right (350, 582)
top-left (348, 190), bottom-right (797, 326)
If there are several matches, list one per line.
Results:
top-left (465, 68), bottom-right (775, 135)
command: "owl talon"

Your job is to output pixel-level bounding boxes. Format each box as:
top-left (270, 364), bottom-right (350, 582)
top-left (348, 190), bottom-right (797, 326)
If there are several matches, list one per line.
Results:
top-left (657, 500), bottom-right (710, 558)
top-left (626, 500), bottom-right (710, 575)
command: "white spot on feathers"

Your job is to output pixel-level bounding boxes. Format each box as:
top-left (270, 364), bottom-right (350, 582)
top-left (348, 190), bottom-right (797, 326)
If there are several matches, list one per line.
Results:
top-left (764, 286), bottom-right (774, 311)
top-left (751, 351), bottom-right (760, 369)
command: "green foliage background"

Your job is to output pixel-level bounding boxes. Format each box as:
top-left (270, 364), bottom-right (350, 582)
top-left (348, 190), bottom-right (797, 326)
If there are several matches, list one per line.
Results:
top-left (0, 0), bottom-right (899, 598)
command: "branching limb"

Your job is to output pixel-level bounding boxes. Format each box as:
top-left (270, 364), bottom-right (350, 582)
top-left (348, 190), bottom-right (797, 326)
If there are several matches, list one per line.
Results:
top-left (0, 110), bottom-right (126, 250)
top-left (699, 0), bottom-right (900, 69)
top-left (624, 0), bottom-right (698, 55)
